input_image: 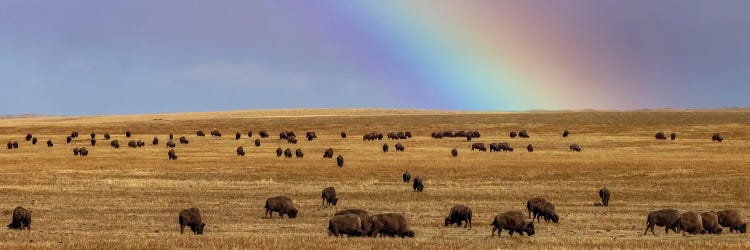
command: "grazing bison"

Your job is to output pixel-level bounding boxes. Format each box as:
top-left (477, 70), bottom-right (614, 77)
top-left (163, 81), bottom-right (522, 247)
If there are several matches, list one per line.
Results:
top-left (178, 207), bottom-right (205, 235)
top-left (169, 133), bottom-right (174, 140)
top-left (563, 130), bottom-right (569, 138)
top-left (323, 148), bottom-right (334, 158)
top-left (137, 140), bottom-right (145, 147)
top-left (328, 214), bottom-right (363, 237)
top-left (237, 146), bottom-right (245, 156)
top-left (90, 138), bottom-right (96, 146)
top-left (66, 136), bottom-right (72, 144)
top-left (337, 155), bottom-right (344, 167)
top-left (152, 137), bottom-right (159, 146)
top-left (71, 131), bottom-right (79, 138)
top-left (211, 130), bottom-right (221, 137)
top-left (259, 130), bottom-right (269, 138)
top-left (700, 211), bottom-right (723, 234)
top-left (90, 132), bottom-right (96, 139)
top-left (471, 143), bottom-right (486, 152)
top-left (46, 139), bottom-right (53, 147)
top-left (179, 136), bottom-right (189, 144)
top-left (295, 149), bottom-right (304, 158)
top-left (276, 147), bottom-right (283, 157)
top-left (166, 140), bottom-right (176, 148)
top-left (111, 140), bottom-right (120, 148)
top-left (712, 133), bottom-right (724, 142)
top-left (264, 196), bottom-right (298, 219)
top-left (31, 137), bottom-right (37, 145)
top-left (655, 132), bottom-right (667, 140)
top-left (395, 143), bottom-right (404, 152)
top-left (340, 131), bottom-right (347, 138)
top-left (235, 132), bottom-right (241, 140)
top-left (405, 132), bottom-right (412, 138)
top-left (279, 131), bottom-right (288, 140)
top-left (387, 132), bottom-right (398, 140)
top-left (78, 147), bottom-right (89, 156)
top-left (363, 134), bottom-right (373, 141)
top-left (509, 131), bottom-right (517, 138)
top-left (197, 131), bottom-right (205, 136)
top-left (6, 142), bottom-right (12, 149)
top-left (365, 213), bottom-right (415, 238)
top-left (445, 205), bottom-right (473, 228)
top-left (125, 131), bottom-right (132, 137)
top-left (518, 130), bottom-right (529, 138)
top-left (670, 132), bottom-right (676, 140)
top-left (679, 211), bottom-right (706, 235)
top-left (451, 148), bottom-right (458, 157)
top-left (7, 206), bottom-right (31, 230)
top-left (321, 187), bottom-right (338, 206)
top-left (12, 141), bottom-right (18, 148)
top-left (25, 133), bottom-right (32, 141)
top-left (412, 176), bottom-right (424, 192)
top-left (254, 138), bottom-right (261, 147)
top-left (498, 142), bottom-right (513, 152)
top-left (284, 148), bottom-right (293, 158)
top-left (599, 187), bottom-right (610, 206)
top-left (570, 144), bottom-right (582, 152)
top-left (527, 144), bottom-right (534, 152)
top-left (168, 149), bottom-right (177, 160)
top-left (73, 147), bottom-right (80, 156)
top-left (286, 136), bottom-right (298, 144)
top-left (526, 197), bottom-right (547, 219)
top-left (104, 132), bottom-right (110, 140)
top-left (128, 140), bottom-right (138, 148)
top-left (306, 132), bottom-right (317, 141)
top-left (335, 209), bottom-right (370, 223)
top-left (382, 143), bottom-right (389, 153)
top-left (533, 201), bottom-right (559, 223)
top-left (491, 210), bottom-right (534, 237)
top-left (247, 130), bottom-right (253, 138)
top-left (716, 209), bottom-right (747, 233)
top-left (644, 209), bottom-right (681, 235)
top-left (402, 171), bottom-right (411, 183)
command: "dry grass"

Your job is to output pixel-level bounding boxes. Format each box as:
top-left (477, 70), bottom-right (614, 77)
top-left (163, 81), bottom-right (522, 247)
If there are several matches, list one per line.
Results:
top-left (0, 109), bottom-right (749, 249)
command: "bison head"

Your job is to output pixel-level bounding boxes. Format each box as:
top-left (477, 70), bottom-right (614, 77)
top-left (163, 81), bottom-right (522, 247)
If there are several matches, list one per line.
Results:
top-left (404, 230), bottom-right (415, 238)
top-left (288, 208), bottom-right (298, 219)
top-left (524, 222), bottom-right (535, 236)
top-left (444, 217), bottom-right (451, 227)
top-left (331, 198), bottom-right (338, 206)
top-left (192, 223), bottom-right (205, 235)
top-left (548, 213), bottom-right (559, 223)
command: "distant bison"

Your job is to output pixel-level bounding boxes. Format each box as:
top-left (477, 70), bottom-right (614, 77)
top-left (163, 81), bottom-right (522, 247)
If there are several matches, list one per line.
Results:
top-left (90, 132), bottom-right (96, 139)
top-left (166, 140), bottom-right (175, 148)
top-left (471, 143), bottom-right (486, 152)
top-left (264, 196), bottom-right (298, 219)
top-left (66, 136), bottom-right (72, 144)
top-left (497, 142), bottom-right (513, 152)
top-left (412, 176), bottom-right (424, 192)
top-left (563, 130), bottom-right (569, 138)
top-left (32, 137), bottom-right (37, 145)
top-left (284, 148), bottom-right (293, 158)
top-left (211, 130), bottom-right (222, 137)
top-left (179, 136), bottom-right (189, 144)
top-left (655, 132), bottom-right (667, 140)
top-left (526, 197), bottom-right (546, 219)
top-left (644, 209), bottom-right (681, 235)
top-left (78, 147), bottom-right (89, 156)
top-left (125, 131), bottom-right (132, 137)
top-left (518, 130), bottom-right (529, 138)
top-left (700, 211), bottom-right (723, 234)
top-left (90, 138), bottom-right (96, 146)
top-left (197, 131), bottom-right (205, 136)
top-left (599, 187), bottom-right (610, 206)
top-left (340, 131), bottom-right (347, 138)
top-left (168, 149), bottom-right (177, 160)
top-left (237, 146), bottom-right (245, 156)
top-left (509, 131), bottom-right (517, 138)
top-left (46, 139), bottom-right (53, 147)
top-left (328, 214), bottom-right (363, 237)
top-left (279, 131), bottom-right (288, 139)
top-left (337, 155), bottom-right (344, 167)
top-left (286, 136), bottom-right (298, 144)
top-left (526, 144), bottom-right (534, 152)
top-left (405, 132), bottom-right (412, 138)
top-left (169, 133), bottom-right (174, 140)
top-left (533, 200), bottom-right (559, 223)
top-left (712, 133), bottom-right (724, 142)
top-left (716, 209), bottom-right (747, 233)
top-left (178, 207), bottom-right (205, 235)
top-left (104, 132), bottom-right (110, 140)
top-left (679, 211), bottom-right (706, 235)
top-left (365, 213), bottom-right (415, 238)
top-left (254, 139), bottom-right (261, 147)
top-left (6, 141), bottom-right (12, 149)
top-left (306, 132), bottom-right (317, 141)
top-left (321, 187), bottom-right (338, 206)
top-left (570, 144), bottom-right (582, 152)
top-left (382, 143), bottom-right (389, 153)
top-left (259, 130), bottom-right (269, 138)
top-left (451, 148), bottom-right (458, 157)
top-left (445, 205), bottom-right (472, 228)
top-left (323, 148), bottom-right (334, 158)
top-left (276, 147), bottom-right (283, 157)
top-left (402, 171), bottom-right (411, 183)
top-left (491, 210), bottom-right (534, 237)
top-left (152, 137), bottom-right (159, 145)
top-left (128, 140), bottom-right (138, 148)
top-left (295, 149), bottom-right (304, 158)
top-left (670, 132), bottom-right (676, 140)
top-left (7, 206), bottom-right (31, 230)
top-left (247, 130), bottom-right (253, 138)
top-left (12, 141), bottom-right (18, 148)
top-left (25, 133), bottom-right (32, 141)
top-left (71, 131), bottom-right (79, 138)
top-left (137, 140), bottom-right (145, 147)
top-left (111, 140), bottom-right (120, 148)
top-left (235, 132), bottom-right (241, 140)
top-left (73, 147), bottom-right (80, 156)
top-left (394, 143), bottom-right (404, 152)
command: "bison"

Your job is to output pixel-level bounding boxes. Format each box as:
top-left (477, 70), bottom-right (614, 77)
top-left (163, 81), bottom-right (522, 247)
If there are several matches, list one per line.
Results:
top-left (179, 136), bottom-right (189, 144)
top-left (6, 142), bottom-right (12, 149)
top-left (498, 142), bottom-right (513, 152)
top-left (237, 146), bottom-right (245, 156)
top-left (644, 209), bottom-right (681, 235)
top-left (46, 139), bottom-right (53, 147)
top-left (259, 130), bottom-right (269, 138)
top-left (264, 196), bottom-right (298, 219)
top-left (570, 144), bottom-right (582, 152)
top-left (279, 131), bottom-right (288, 139)
top-left (670, 132), bottom-right (676, 140)
top-left (286, 136), bottom-right (298, 144)
top-left (247, 130), bottom-right (253, 138)
top-left (533, 200), bottom-right (559, 223)
top-left (337, 155), bottom-right (344, 167)
top-left (700, 211), bottom-right (723, 234)
top-left (335, 209), bottom-right (370, 223)
top-left (31, 137), bottom-right (37, 145)
top-left (197, 131), bottom-right (205, 136)
top-left (152, 137), bottom-right (159, 145)
top-left (328, 214), bottom-right (363, 237)
top-left (71, 131), bottom-right (79, 138)
top-left (235, 132), bottom-right (241, 140)
top-left (402, 171), bottom-right (411, 183)
top-left (111, 140), bottom-right (120, 148)
top-left (679, 211), bottom-right (706, 235)
top-left (168, 149), bottom-right (177, 160)
top-left (295, 148), bottom-right (304, 158)
top-left (526, 197), bottom-right (546, 219)
top-left (395, 143), bottom-right (404, 152)
top-left (128, 140), bottom-right (138, 148)
top-left (12, 141), bottom-right (18, 148)
top-left (518, 130), bottom-right (529, 138)
top-left (451, 148), bottom-right (458, 157)
top-left (90, 132), bottom-right (96, 139)
top-left (66, 136), bottom-right (72, 144)
top-left (323, 148), bottom-right (334, 158)
top-left (321, 187), bottom-right (338, 206)
top-left (412, 176), bottom-right (424, 192)
top-left (166, 140), bottom-right (176, 148)
top-left (509, 131), bottom-right (517, 138)
top-left (599, 187), bottom-right (610, 206)
top-left (341, 131), bottom-right (347, 138)
top-left (655, 132), bottom-right (667, 140)
top-left (382, 143), bottom-right (389, 153)
top-left (471, 143), bottom-right (486, 152)
top-left (284, 148), bottom-right (293, 158)
top-left (306, 131), bottom-right (317, 141)
top-left (276, 147), bottom-right (283, 157)
top-left (7, 206), bottom-right (31, 230)
top-left (211, 130), bottom-right (221, 137)
top-left (716, 209), bottom-right (747, 233)
top-left (254, 139), bottom-right (261, 147)
top-left (445, 205), bottom-right (472, 228)
top-left (169, 133), bottom-right (174, 140)
top-left (25, 133), bottom-right (32, 141)
top-left (527, 144), bottom-right (534, 152)
top-left (78, 147), bottom-right (89, 156)
top-left (563, 130), bottom-right (569, 138)
top-left (712, 133), bottom-right (724, 142)
top-left (104, 132), bottom-right (110, 140)
top-left (125, 131), bottom-right (132, 137)
top-left (90, 138), bottom-right (96, 146)
top-left (73, 147), bottom-right (80, 156)
top-left (365, 213), bottom-right (415, 238)
top-left (491, 210), bottom-right (534, 237)
top-left (178, 207), bottom-right (205, 235)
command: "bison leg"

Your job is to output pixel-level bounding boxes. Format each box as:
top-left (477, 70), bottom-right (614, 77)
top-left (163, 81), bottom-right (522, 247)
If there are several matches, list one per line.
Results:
top-left (180, 224), bottom-right (185, 234)
top-left (467, 218), bottom-right (472, 229)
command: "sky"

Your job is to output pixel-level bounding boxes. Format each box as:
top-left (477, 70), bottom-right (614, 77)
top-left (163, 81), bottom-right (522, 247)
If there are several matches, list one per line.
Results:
top-left (1, 0), bottom-right (749, 115)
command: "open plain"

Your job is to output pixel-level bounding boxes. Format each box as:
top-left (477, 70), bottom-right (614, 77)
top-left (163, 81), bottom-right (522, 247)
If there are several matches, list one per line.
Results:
top-left (0, 109), bottom-right (748, 249)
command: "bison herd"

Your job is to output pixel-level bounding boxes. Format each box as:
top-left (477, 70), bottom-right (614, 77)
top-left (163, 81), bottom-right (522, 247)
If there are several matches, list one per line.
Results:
top-left (644, 208), bottom-right (746, 235)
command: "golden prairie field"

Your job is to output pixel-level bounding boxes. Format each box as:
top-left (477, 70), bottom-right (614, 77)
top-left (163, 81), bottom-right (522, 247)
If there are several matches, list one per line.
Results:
top-left (0, 109), bottom-right (749, 249)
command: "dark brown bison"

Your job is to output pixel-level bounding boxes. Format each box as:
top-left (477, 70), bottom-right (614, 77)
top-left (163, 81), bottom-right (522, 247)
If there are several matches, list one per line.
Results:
top-left (498, 142), bottom-right (513, 152)
top-left (532, 201), bottom-right (559, 223)
top-left (12, 141), bottom-right (18, 148)
top-left (79, 147), bottom-right (89, 156)
top-left (387, 132), bottom-right (398, 140)
top-left (644, 209), bottom-right (681, 235)
top-left (445, 205), bottom-right (472, 228)
top-left (66, 136), bottom-right (72, 144)
top-left (254, 138), bottom-right (261, 147)
top-left (335, 209), bottom-right (370, 223)
top-left (518, 130), bottom-right (529, 138)
top-left (340, 131), bottom-right (347, 138)
top-left (405, 132), bottom-right (412, 138)
top-left (526, 144), bottom-right (534, 152)
top-left (471, 143), bottom-right (486, 152)
top-left (25, 133), bottom-right (32, 141)
top-left (397, 132), bottom-right (407, 139)
top-left (679, 211), bottom-right (706, 235)
top-left (168, 149), bottom-right (177, 160)
top-left (712, 133), bottom-right (724, 142)
top-left (284, 148), bottom-right (293, 158)
top-left (125, 131), bottom-right (132, 137)
top-left (73, 147), bottom-right (80, 156)
top-left (287, 131), bottom-right (296, 137)
top-left (451, 148), bottom-right (458, 157)
top-left (491, 210), bottom-right (534, 237)
top-left (90, 138), bottom-right (96, 146)
top-left (454, 131), bottom-right (466, 137)
top-left (412, 176), bottom-right (424, 192)
top-left (104, 132), bottom-right (110, 140)
top-left (700, 211), bottom-right (723, 234)
top-left (179, 136), bottom-right (189, 144)
top-left (402, 171), bottom-right (411, 183)
top-left (211, 130), bottom-right (222, 137)
top-left (286, 136), bottom-right (298, 144)
top-left (169, 133), bottom-right (174, 140)
top-left (599, 187), bottom-right (610, 206)
top-left (655, 132), bottom-right (667, 140)
top-left (337, 155), bottom-right (344, 167)
top-left (71, 131), bottom-right (79, 138)
top-left (128, 140), bottom-right (138, 148)
top-left (670, 132), bottom-right (676, 140)
top-left (166, 140), bottom-right (175, 148)
top-left (178, 207), bottom-right (205, 235)
top-left (264, 196), bottom-right (298, 219)
top-left (197, 130), bottom-right (205, 136)
top-left (31, 137), bottom-right (37, 145)
top-left (46, 139), bottom-right (53, 147)
top-left (276, 147), bottom-right (283, 157)
top-left (237, 146), bottom-right (245, 156)
top-left (570, 144), bottom-right (582, 152)
top-left (395, 143), bottom-right (404, 152)
top-left (328, 214), bottom-right (363, 237)
top-left (716, 209), bottom-right (747, 233)
top-left (111, 140), bottom-right (120, 148)
top-left (90, 132), bottom-right (96, 139)
top-left (382, 143), bottom-right (389, 153)
top-left (137, 140), bottom-right (145, 147)
top-left (363, 134), bottom-right (373, 141)
top-left (509, 131), bottom-right (517, 138)
top-left (259, 130), bottom-right (269, 138)
top-left (323, 148), bottom-right (333, 158)
top-left (152, 137), bottom-right (159, 145)
top-left (526, 197), bottom-right (546, 219)
top-left (365, 213), bottom-right (415, 238)
top-left (234, 132), bottom-right (241, 140)
top-left (295, 149), bottom-right (304, 158)
top-left (306, 132), bottom-right (317, 141)
top-left (6, 141), bottom-right (12, 149)
top-left (247, 130), bottom-right (253, 138)
top-left (279, 131), bottom-right (288, 139)
top-left (321, 187), bottom-right (338, 206)
top-left (7, 206), bottom-right (31, 230)
top-left (563, 130), bottom-right (569, 138)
